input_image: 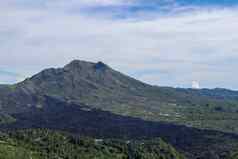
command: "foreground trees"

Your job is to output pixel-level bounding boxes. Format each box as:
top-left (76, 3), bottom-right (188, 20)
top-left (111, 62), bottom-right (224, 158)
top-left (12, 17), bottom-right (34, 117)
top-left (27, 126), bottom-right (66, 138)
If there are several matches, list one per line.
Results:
top-left (0, 129), bottom-right (185, 159)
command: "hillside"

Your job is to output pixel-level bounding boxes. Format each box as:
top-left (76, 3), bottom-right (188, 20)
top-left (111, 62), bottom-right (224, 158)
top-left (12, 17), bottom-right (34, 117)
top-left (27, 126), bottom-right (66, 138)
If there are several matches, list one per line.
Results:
top-left (1, 60), bottom-right (238, 158)
top-left (0, 96), bottom-right (238, 158)
top-left (0, 129), bottom-right (185, 159)
top-left (1, 60), bottom-right (238, 133)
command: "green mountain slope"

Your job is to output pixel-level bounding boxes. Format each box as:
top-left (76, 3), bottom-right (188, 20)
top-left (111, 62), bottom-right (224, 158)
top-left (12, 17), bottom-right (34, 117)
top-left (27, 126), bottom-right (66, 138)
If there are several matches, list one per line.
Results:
top-left (1, 60), bottom-right (238, 158)
top-left (1, 60), bottom-right (238, 133)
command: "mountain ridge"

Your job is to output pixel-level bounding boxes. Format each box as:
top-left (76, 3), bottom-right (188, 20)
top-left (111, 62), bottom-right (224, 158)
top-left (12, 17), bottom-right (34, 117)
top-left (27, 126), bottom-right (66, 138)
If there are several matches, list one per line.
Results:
top-left (1, 60), bottom-right (238, 133)
top-left (1, 60), bottom-right (238, 158)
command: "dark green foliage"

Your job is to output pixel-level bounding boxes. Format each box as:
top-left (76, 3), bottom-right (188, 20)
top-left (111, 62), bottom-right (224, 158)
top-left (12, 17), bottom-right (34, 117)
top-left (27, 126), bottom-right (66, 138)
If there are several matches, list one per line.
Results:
top-left (0, 129), bottom-right (186, 159)
top-left (126, 139), bottom-right (185, 159)
top-left (0, 96), bottom-right (237, 159)
top-left (224, 150), bottom-right (238, 159)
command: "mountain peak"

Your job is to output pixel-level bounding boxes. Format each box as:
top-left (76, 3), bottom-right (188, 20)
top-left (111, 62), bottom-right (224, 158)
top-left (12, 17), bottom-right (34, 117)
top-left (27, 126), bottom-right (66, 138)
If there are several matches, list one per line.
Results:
top-left (64, 60), bottom-right (94, 69)
top-left (94, 61), bottom-right (108, 70)
top-left (64, 60), bottom-right (109, 72)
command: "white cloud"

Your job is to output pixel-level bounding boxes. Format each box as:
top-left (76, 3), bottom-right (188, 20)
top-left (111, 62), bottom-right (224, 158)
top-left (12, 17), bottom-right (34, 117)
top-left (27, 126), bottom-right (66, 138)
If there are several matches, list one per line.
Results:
top-left (0, 1), bottom-right (238, 89)
top-left (77, 0), bottom-right (134, 6)
top-left (45, 0), bottom-right (134, 9)
top-left (192, 81), bottom-right (200, 89)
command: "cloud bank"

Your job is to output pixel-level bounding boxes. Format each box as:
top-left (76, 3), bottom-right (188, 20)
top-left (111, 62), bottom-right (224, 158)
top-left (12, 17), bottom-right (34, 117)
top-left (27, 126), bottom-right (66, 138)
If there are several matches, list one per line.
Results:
top-left (1, 0), bottom-right (238, 89)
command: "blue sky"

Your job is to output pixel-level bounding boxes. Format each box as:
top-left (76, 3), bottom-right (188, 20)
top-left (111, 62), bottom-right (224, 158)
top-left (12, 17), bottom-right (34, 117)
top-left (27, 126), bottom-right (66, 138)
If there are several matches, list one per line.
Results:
top-left (0, 70), bottom-right (23, 84)
top-left (1, 0), bottom-right (238, 89)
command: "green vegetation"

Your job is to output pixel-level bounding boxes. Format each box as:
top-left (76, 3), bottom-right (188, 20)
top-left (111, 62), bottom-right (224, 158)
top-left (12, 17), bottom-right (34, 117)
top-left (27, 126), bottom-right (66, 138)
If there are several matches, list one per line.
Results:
top-left (0, 129), bottom-right (186, 159)
top-left (2, 60), bottom-right (238, 159)
top-left (1, 60), bottom-right (238, 134)
top-left (113, 101), bottom-right (238, 134)
top-left (0, 143), bottom-right (39, 159)
top-left (226, 151), bottom-right (238, 159)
